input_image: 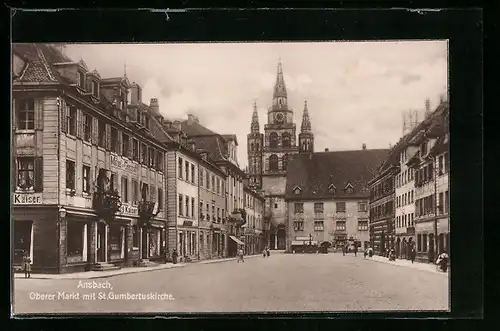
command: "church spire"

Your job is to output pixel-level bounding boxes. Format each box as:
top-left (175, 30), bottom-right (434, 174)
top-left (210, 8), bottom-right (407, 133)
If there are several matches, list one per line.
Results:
top-left (273, 58), bottom-right (287, 99)
top-left (251, 100), bottom-right (260, 133)
top-left (301, 100), bottom-right (312, 132)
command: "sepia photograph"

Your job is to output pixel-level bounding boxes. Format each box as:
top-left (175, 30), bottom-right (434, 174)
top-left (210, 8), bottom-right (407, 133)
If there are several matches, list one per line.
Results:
top-left (11, 41), bottom-right (449, 314)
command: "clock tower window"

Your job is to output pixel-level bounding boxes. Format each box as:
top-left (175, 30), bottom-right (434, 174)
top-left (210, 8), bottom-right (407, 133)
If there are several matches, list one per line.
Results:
top-left (269, 132), bottom-right (278, 148)
top-left (282, 132), bottom-right (291, 148)
top-left (269, 154), bottom-right (278, 171)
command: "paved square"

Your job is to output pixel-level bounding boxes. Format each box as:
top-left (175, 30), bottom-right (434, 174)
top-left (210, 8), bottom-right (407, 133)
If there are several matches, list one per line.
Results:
top-left (13, 252), bottom-right (449, 314)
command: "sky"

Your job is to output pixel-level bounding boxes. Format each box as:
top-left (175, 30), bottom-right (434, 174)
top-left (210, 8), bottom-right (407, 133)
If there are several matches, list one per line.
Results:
top-left (64, 41), bottom-right (448, 169)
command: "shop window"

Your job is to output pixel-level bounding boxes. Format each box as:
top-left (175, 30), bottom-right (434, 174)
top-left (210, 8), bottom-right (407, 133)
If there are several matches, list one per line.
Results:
top-left (66, 160), bottom-right (75, 191)
top-left (67, 222), bottom-right (87, 262)
top-left (14, 220), bottom-right (32, 265)
top-left (132, 225), bottom-right (139, 249)
top-left (82, 165), bottom-right (91, 194)
top-left (109, 225), bottom-right (125, 260)
top-left (422, 234), bottom-right (428, 252)
top-left (16, 98), bottom-right (35, 130)
top-left (149, 228), bottom-right (161, 257)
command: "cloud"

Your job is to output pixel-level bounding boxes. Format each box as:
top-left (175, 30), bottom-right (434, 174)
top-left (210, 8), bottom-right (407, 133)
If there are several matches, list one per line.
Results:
top-left (64, 41), bottom-right (448, 168)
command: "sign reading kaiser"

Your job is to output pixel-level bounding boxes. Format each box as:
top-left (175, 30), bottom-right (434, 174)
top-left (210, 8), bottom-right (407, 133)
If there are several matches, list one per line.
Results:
top-left (13, 193), bottom-right (43, 205)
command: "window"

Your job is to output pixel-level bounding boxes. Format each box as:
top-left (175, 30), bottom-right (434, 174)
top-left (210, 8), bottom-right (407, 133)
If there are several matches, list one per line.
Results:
top-left (282, 154), bottom-right (288, 171)
top-left (150, 185), bottom-right (156, 204)
top-left (109, 173), bottom-right (117, 191)
top-left (82, 165), bottom-right (91, 194)
top-left (66, 160), bottom-right (75, 190)
top-left (83, 114), bottom-right (92, 142)
top-left (444, 153), bottom-right (449, 173)
top-left (110, 127), bottom-right (118, 153)
top-left (336, 221), bottom-right (346, 231)
top-left (132, 180), bottom-right (138, 203)
top-left (314, 221), bottom-right (324, 231)
top-left (438, 192), bottom-right (444, 214)
top-left (67, 106), bottom-right (77, 136)
top-left (191, 164), bottom-right (195, 183)
top-left (122, 133), bottom-right (129, 157)
top-left (269, 132), bottom-right (278, 148)
top-left (200, 169), bottom-right (204, 187)
top-left (206, 203), bottom-right (210, 220)
top-left (282, 132), bottom-right (291, 148)
top-left (140, 143), bottom-right (147, 164)
top-left (444, 191), bottom-right (449, 214)
top-left (132, 226), bottom-right (139, 248)
top-left (16, 99), bottom-right (35, 130)
top-left (77, 71), bottom-right (85, 88)
top-left (314, 202), bottom-right (324, 214)
top-left (420, 141), bottom-right (427, 156)
top-left (191, 197), bottom-right (195, 219)
top-left (92, 81), bottom-right (99, 98)
top-left (293, 221), bottom-right (304, 231)
top-left (132, 139), bottom-right (139, 161)
top-left (211, 175), bottom-right (215, 192)
top-left (185, 195), bottom-right (190, 218)
top-left (156, 150), bottom-right (163, 170)
top-left (141, 183), bottom-right (148, 202)
top-left (358, 220), bottom-right (368, 231)
top-left (98, 121), bottom-right (106, 148)
top-left (358, 202), bottom-right (368, 212)
top-left (422, 234), bottom-right (428, 252)
top-left (158, 188), bottom-right (163, 210)
top-left (274, 203), bottom-right (278, 209)
top-left (294, 203), bottom-right (304, 214)
top-left (121, 177), bottom-right (128, 202)
top-left (438, 155), bottom-right (444, 175)
top-left (199, 201), bottom-right (203, 218)
top-left (217, 207), bottom-right (221, 222)
top-left (16, 157), bottom-right (35, 190)
top-left (336, 202), bottom-right (346, 213)
top-left (216, 178), bottom-right (220, 194)
top-left (185, 161), bottom-right (189, 180)
top-left (417, 234), bottom-right (422, 252)
top-left (269, 154), bottom-right (278, 171)
top-left (67, 222), bottom-right (86, 258)
top-left (178, 194), bottom-right (183, 216)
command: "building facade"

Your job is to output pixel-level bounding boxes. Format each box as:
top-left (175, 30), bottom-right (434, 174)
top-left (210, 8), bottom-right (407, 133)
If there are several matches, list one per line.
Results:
top-left (406, 101), bottom-right (449, 263)
top-left (285, 149), bottom-right (389, 253)
top-left (247, 60), bottom-right (318, 250)
top-left (243, 184), bottom-right (266, 255)
top-left (12, 44), bottom-right (169, 274)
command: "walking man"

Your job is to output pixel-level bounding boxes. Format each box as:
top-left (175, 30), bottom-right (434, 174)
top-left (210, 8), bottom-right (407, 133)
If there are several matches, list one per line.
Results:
top-left (410, 246), bottom-right (416, 264)
top-left (354, 244), bottom-right (358, 257)
top-left (238, 246), bottom-right (245, 263)
top-left (22, 251), bottom-right (31, 279)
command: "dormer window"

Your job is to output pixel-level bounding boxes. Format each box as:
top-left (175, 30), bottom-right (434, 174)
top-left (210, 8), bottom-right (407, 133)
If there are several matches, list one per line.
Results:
top-left (77, 71), bottom-right (85, 89)
top-left (345, 183), bottom-right (354, 194)
top-left (91, 81), bottom-right (99, 98)
top-left (293, 186), bottom-right (302, 195)
top-left (328, 184), bottom-right (336, 194)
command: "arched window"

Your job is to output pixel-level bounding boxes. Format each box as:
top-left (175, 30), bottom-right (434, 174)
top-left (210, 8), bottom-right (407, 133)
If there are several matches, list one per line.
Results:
top-left (269, 154), bottom-right (278, 171)
top-left (269, 132), bottom-right (278, 148)
top-left (256, 143), bottom-right (260, 150)
top-left (282, 132), bottom-right (291, 148)
top-left (250, 142), bottom-right (254, 152)
top-left (282, 154), bottom-right (288, 171)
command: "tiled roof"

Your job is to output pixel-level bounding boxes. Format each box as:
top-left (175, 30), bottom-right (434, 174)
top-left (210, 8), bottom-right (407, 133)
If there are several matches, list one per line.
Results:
top-left (221, 134), bottom-right (238, 145)
top-left (285, 149), bottom-right (390, 200)
top-left (13, 43), bottom-right (66, 83)
top-left (428, 135), bottom-right (449, 157)
top-left (189, 135), bottom-right (228, 162)
top-left (180, 120), bottom-right (218, 136)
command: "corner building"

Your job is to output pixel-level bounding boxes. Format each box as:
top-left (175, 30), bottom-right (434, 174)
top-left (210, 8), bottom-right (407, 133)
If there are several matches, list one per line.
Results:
top-left (247, 60), bottom-right (315, 250)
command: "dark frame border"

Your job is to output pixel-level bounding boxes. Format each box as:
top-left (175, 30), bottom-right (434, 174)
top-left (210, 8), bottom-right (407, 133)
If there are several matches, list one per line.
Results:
top-left (8, 7), bottom-right (483, 321)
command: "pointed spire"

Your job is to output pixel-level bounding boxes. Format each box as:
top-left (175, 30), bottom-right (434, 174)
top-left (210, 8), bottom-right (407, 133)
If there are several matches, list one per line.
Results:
top-left (301, 100), bottom-right (312, 132)
top-left (124, 61), bottom-right (127, 78)
top-left (273, 57), bottom-right (287, 98)
top-left (251, 100), bottom-right (260, 133)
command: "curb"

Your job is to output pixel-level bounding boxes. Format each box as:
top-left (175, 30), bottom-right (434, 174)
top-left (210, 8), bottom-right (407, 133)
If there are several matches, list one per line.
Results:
top-left (14, 254), bottom-right (264, 280)
top-left (365, 256), bottom-right (449, 276)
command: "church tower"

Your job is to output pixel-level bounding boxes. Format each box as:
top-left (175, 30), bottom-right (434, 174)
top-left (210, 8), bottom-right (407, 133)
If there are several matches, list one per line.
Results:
top-left (247, 101), bottom-right (264, 189)
top-left (260, 58), bottom-right (299, 250)
top-left (299, 100), bottom-right (314, 153)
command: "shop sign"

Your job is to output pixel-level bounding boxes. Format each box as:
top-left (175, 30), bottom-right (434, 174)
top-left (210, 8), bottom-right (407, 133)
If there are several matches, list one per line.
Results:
top-left (120, 203), bottom-right (138, 216)
top-left (13, 192), bottom-right (43, 205)
top-left (111, 155), bottom-right (138, 172)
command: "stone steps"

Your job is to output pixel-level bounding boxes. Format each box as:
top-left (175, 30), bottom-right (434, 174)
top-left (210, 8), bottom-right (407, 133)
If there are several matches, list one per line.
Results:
top-left (91, 263), bottom-right (121, 271)
top-left (137, 259), bottom-right (160, 267)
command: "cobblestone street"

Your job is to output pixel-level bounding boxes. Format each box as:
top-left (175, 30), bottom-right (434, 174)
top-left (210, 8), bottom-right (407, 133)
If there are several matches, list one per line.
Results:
top-left (13, 252), bottom-right (449, 314)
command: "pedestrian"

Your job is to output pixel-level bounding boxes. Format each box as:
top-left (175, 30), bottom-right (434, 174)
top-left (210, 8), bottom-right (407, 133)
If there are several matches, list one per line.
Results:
top-left (238, 247), bottom-right (245, 263)
top-left (342, 244), bottom-right (346, 256)
top-left (410, 246), bottom-right (416, 264)
top-left (22, 251), bottom-right (31, 278)
top-left (436, 250), bottom-right (449, 272)
top-left (266, 247), bottom-right (270, 257)
top-left (172, 249), bottom-right (178, 264)
top-left (354, 244), bottom-right (358, 257)
top-left (263, 248), bottom-right (267, 258)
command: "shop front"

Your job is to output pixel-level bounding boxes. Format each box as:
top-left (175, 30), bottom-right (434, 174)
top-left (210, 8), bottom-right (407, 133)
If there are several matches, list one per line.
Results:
top-left (177, 222), bottom-right (199, 262)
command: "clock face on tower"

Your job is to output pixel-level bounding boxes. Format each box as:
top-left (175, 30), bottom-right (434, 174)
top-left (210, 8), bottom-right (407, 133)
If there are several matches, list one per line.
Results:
top-left (276, 113), bottom-right (284, 124)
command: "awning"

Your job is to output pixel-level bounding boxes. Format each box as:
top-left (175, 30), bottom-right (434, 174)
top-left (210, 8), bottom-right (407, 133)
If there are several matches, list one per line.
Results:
top-left (229, 235), bottom-right (245, 245)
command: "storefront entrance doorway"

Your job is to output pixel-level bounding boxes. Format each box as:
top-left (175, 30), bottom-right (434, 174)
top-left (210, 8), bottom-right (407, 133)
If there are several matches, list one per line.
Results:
top-left (96, 222), bottom-right (106, 263)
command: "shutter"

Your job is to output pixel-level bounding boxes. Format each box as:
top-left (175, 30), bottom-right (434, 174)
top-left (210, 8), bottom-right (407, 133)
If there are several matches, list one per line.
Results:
top-left (12, 157), bottom-right (17, 191)
top-left (89, 166), bottom-right (94, 193)
top-left (35, 99), bottom-right (44, 130)
top-left (117, 131), bottom-right (123, 155)
top-left (61, 101), bottom-right (68, 133)
top-left (76, 108), bottom-right (83, 139)
top-left (34, 157), bottom-right (43, 192)
top-left (92, 117), bottom-right (98, 145)
top-left (105, 124), bottom-right (111, 150)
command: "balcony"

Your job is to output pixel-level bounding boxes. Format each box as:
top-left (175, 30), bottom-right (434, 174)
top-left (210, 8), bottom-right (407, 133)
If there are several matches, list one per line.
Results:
top-left (229, 208), bottom-right (246, 227)
top-left (138, 200), bottom-right (160, 227)
top-left (93, 190), bottom-right (122, 221)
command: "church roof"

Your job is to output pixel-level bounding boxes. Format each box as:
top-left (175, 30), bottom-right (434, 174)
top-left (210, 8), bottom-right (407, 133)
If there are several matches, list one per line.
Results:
top-left (285, 149), bottom-right (390, 200)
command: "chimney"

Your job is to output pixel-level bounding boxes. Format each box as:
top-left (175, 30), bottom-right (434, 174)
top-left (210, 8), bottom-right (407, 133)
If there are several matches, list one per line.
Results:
top-left (425, 98), bottom-right (431, 117)
top-left (187, 139), bottom-right (196, 152)
top-left (130, 83), bottom-right (142, 105)
top-left (187, 114), bottom-right (199, 125)
top-left (172, 120), bottom-right (182, 132)
top-left (324, 148), bottom-right (329, 152)
top-left (149, 97), bottom-right (160, 116)
top-left (362, 143), bottom-right (367, 150)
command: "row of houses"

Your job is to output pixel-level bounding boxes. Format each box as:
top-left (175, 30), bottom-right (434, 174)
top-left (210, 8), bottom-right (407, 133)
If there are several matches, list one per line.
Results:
top-left (368, 98), bottom-right (450, 262)
top-left (11, 43), bottom-right (267, 274)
